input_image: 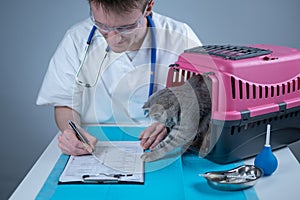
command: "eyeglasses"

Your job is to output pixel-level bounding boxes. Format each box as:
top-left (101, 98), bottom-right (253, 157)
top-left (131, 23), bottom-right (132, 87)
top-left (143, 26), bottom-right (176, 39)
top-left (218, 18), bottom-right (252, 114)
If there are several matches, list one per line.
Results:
top-left (90, 4), bottom-right (148, 35)
top-left (91, 14), bottom-right (144, 35)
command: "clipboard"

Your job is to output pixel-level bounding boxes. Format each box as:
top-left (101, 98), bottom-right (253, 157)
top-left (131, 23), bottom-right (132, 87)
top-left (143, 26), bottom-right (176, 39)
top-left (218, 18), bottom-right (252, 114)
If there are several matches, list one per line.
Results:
top-left (58, 141), bottom-right (144, 184)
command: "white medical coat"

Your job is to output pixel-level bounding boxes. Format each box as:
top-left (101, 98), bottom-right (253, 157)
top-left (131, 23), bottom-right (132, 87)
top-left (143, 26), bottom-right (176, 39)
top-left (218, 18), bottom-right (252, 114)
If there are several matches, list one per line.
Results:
top-left (36, 12), bottom-right (202, 124)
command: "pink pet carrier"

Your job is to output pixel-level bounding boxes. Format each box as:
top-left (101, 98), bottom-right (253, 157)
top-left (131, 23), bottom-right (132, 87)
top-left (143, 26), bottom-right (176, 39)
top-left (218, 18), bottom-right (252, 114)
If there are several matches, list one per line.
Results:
top-left (167, 44), bottom-right (300, 164)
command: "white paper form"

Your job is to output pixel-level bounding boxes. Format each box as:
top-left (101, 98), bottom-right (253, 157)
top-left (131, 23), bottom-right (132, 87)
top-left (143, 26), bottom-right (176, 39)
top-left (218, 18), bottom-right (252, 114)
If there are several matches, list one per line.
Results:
top-left (59, 141), bottom-right (144, 184)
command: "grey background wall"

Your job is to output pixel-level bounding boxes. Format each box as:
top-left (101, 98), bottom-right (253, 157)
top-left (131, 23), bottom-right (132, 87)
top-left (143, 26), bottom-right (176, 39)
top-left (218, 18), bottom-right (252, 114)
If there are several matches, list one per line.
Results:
top-left (1, 0), bottom-right (299, 199)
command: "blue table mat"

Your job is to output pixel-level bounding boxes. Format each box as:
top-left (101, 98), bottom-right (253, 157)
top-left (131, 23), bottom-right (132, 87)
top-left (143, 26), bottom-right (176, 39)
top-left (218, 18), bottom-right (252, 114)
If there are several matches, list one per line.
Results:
top-left (36, 126), bottom-right (258, 200)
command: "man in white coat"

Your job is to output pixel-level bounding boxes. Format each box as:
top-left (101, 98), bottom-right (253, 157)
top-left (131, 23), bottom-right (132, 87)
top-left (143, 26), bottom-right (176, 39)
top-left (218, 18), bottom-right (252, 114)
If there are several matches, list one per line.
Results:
top-left (37, 0), bottom-right (201, 156)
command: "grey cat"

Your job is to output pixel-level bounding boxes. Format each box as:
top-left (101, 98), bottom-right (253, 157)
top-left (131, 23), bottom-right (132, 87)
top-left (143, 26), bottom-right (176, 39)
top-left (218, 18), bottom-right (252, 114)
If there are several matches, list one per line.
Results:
top-left (141, 74), bottom-right (212, 162)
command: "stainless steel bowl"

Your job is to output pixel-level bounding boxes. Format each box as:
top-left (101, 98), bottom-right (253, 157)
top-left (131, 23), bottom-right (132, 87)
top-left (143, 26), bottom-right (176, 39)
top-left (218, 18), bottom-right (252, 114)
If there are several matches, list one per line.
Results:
top-left (201, 165), bottom-right (263, 191)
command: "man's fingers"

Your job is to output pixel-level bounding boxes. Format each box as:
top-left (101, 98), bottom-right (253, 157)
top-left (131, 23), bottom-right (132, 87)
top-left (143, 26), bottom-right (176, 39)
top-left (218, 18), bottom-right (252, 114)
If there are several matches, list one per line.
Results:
top-left (149, 129), bottom-right (168, 150)
top-left (142, 135), bottom-right (156, 149)
top-left (139, 122), bottom-right (168, 150)
top-left (58, 140), bottom-right (88, 155)
top-left (58, 129), bottom-right (96, 156)
top-left (139, 123), bottom-right (157, 139)
top-left (140, 122), bottom-right (164, 139)
top-left (83, 143), bottom-right (94, 154)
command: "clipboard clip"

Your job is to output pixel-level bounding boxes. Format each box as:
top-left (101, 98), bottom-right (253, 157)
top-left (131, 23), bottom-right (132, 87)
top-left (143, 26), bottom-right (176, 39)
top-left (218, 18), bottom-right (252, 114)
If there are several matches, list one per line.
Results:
top-left (82, 173), bottom-right (133, 184)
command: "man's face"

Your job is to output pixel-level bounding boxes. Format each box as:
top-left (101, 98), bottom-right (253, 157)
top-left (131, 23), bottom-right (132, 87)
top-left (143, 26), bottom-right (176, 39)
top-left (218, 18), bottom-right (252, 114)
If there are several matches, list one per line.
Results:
top-left (91, 3), bottom-right (147, 53)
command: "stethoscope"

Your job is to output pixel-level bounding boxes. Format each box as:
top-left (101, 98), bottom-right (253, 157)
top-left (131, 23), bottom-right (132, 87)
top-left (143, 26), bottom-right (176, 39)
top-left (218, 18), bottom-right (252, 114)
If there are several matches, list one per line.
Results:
top-left (77, 15), bottom-right (157, 98)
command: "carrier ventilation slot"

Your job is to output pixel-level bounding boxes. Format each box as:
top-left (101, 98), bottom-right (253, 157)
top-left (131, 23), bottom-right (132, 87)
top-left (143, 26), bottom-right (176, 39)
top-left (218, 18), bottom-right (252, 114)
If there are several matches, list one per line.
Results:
top-left (171, 68), bottom-right (198, 86)
top-left (231, 76), bottom-right (300, 100)
top-left (185, 45), bottom-right (272, 60)
top-left (230, 110), bottom-right (299, 135)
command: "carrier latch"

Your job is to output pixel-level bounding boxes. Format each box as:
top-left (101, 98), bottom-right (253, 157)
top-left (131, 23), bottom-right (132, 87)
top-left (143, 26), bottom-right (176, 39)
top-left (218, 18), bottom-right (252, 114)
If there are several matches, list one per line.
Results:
top-left (240, 110), bottom-right (251, 125)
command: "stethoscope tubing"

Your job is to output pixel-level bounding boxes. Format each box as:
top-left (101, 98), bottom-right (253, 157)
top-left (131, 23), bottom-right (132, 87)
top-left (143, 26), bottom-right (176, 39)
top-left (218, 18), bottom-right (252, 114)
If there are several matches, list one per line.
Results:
top-left (83, 14), bottom-right (156, 97)
top-left (147, 15), bottom-right (156, 98)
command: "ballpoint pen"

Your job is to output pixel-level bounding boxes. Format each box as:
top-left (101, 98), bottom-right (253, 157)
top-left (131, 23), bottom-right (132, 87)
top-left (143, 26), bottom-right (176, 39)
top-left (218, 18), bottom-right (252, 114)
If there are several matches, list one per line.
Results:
top-left (68, 120), bottom-right (107, 164)
top-left (68, 120), bottom-right (94, 154)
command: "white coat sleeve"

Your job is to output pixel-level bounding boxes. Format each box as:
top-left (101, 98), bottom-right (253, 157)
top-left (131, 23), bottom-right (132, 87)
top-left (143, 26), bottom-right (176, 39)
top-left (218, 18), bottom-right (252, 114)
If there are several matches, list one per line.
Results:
top-left (36, 31), bottom-right (83, 114)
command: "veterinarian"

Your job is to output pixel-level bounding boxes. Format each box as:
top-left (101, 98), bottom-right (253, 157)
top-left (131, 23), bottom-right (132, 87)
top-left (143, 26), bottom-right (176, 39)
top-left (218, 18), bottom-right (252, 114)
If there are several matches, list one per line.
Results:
top-left (36, 0), bottom-right (201, 156)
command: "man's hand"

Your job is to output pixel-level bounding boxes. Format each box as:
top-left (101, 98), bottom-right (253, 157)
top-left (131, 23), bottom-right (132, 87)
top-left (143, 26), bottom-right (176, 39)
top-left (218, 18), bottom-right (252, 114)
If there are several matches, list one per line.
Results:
top-left (139, 122), bottom-right (168, 150)
top-left (58, 127), bottom-right (97, 156)
top-left (55, 106), bottom-right (97, 156)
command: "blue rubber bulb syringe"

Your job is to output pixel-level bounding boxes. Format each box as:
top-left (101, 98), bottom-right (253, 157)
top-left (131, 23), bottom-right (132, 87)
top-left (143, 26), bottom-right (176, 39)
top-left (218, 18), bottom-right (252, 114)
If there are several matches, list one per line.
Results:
top-left (254, 124), bottom-right (278, 176)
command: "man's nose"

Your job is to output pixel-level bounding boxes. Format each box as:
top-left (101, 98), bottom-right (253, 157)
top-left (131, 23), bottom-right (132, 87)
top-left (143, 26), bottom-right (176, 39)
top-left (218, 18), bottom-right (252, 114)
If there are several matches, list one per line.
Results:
top-left (106, 31), bottom-right (122, 44)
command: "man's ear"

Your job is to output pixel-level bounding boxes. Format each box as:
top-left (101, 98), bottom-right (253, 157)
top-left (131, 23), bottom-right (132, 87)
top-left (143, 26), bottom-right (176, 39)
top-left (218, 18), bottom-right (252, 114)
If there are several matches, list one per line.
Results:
top-left (145, 0), bottom-right (154, 16)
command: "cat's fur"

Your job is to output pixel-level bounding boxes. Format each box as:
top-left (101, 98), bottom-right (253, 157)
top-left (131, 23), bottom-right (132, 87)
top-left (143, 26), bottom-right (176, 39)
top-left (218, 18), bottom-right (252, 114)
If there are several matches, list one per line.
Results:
top-left (141, 74), bottom-right (212, 162)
